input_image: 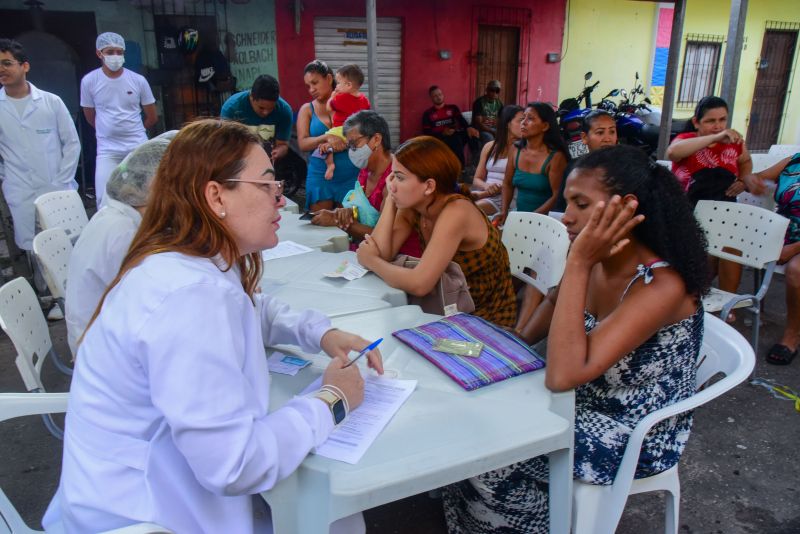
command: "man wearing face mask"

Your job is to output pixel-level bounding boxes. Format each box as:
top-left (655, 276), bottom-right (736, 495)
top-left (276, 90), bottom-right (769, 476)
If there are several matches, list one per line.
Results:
top-left (311, 110), bottom-right (421, 256)
top-left (81, 32), bottom-right (158, 208)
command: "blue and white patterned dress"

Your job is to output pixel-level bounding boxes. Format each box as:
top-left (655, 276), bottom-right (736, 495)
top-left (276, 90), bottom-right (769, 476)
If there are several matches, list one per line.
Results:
top-left (442, 262), bottom-right (704, 534)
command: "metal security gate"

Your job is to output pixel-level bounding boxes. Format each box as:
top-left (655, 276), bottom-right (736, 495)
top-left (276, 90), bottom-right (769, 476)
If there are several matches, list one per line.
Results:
top-left (314, 17), bottom-right (402, 146)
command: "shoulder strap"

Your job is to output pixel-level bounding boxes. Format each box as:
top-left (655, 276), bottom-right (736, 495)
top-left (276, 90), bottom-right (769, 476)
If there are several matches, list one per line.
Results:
top-left (515, 145), bottom-right (522, 167)
top-left (620, 260), bottom-right (670, 302)
top-left (540, 150), bottom-right (556, 174)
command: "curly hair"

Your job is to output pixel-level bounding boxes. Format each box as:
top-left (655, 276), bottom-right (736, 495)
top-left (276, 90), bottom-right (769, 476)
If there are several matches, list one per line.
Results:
top-left (574, 145), bottom-right (710, 296)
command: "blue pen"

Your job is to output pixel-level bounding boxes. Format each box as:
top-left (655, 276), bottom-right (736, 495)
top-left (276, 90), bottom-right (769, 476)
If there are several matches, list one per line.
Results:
top-left (343, 338), bottom-right (383, 368)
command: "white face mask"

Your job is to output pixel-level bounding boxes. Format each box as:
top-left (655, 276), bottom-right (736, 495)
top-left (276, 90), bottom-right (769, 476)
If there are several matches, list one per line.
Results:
top-left (103, 55), bottom-right (125, 72)
top-left (348, 143), bottom-right (372, 169)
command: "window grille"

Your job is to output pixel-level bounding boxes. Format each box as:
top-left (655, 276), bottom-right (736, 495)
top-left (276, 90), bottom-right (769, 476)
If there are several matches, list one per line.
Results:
top-left (678, 34), bottom-right (725, 106)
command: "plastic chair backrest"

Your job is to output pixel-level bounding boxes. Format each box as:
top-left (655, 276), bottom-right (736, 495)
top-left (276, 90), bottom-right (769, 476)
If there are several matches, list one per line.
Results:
top-left (656, 159), bottom-right (672, 169)
top-left (750, 153), bottom-right (786, 173)
top-left (501, 212), bottom-right (569, 294)
top-left (596, 313), bottom-right (754, 530)
top-left (737, 181), bottom-right (776, 212)
top-left (767, 144), bottom-right (800, 158)
top-left (694, 200), bottom-right (789, 269)
top-left (33, 190), bottom-right (88, 241)
top-left (32, 228), bottom-right (72, 301)
top-left (0, 278), bottom-right (52, 392)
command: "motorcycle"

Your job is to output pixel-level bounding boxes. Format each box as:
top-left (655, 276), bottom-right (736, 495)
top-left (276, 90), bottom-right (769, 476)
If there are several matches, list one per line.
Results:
top-left (615, 72), bottom-right (688, 156)
top-left (558, 71), bottom-right (601, 159)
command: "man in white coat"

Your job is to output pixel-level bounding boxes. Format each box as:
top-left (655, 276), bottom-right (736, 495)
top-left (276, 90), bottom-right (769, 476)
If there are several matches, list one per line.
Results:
top-left (65, 132), bottom-right (175, 355)
top-left (81, 32), bottom-right (158, 207)
top-left (0, 38), bottom-right (80, 251)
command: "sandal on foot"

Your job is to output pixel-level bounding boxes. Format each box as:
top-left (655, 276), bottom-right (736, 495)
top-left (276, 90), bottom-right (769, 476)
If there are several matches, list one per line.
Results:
top-left (766, 344), bottom-right (798, 366)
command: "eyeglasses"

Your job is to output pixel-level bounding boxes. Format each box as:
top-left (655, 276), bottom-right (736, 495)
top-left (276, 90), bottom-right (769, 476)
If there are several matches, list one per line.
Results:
top-left (226, 179), bottom-right (284, 202)
top-left (0, 60), bottom-right (22, 69)
top-left (346, 135), bottom-right (369, 151)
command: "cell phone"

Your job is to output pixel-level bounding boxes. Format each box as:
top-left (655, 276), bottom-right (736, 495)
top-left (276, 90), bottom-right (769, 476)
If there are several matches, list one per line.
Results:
top-left (433, 338), bottom-right (484, 357)
top-left (299, 211), bottom-right (316, 221)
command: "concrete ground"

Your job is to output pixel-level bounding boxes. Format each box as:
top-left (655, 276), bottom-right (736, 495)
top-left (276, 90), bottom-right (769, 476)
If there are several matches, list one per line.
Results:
top-left (1, 266), bottom-right (798, 533)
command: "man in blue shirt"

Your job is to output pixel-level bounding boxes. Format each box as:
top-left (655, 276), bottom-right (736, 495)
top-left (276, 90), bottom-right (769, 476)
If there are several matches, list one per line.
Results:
top-left (221, 74), bottom-right (292, 161)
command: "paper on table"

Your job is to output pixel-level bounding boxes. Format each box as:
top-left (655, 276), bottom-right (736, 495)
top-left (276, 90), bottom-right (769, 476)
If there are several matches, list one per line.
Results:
top-left (302, 375), bottom-right (417, 464)
top-left (261, 240), bottom-right (314, 261)
top-left (324, 260), bottom-right (369, 281)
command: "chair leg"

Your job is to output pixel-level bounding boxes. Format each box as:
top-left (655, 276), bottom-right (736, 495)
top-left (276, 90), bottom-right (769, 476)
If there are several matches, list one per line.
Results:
top-left (751, 307), bottom-right (761, 362)
top-left (664, 487), bottom-right (680, 534)
top-left (42, 413), bottom-right (64, 440)
top-left (49, 348), bottom-right (73, 377)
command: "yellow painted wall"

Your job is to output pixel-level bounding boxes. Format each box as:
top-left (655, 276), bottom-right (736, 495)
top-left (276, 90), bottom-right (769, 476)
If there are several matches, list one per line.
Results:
top-left (559, 0), bottom-right (800, 145)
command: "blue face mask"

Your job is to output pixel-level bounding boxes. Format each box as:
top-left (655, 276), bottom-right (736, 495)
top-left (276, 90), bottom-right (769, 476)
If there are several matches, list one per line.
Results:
top-left (348, 144), bottom-right (372, 169)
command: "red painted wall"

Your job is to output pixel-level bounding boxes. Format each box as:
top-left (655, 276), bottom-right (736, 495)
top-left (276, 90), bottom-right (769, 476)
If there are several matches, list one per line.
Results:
top-left (275, 0), bottom-right (566, 141)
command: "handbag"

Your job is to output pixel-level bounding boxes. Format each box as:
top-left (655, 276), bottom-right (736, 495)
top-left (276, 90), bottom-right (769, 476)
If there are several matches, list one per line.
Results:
top-left (391, 255), bottom-right (475, 316)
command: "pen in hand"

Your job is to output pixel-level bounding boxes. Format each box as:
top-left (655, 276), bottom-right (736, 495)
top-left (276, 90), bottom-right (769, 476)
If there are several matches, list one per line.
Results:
top-left (343, 338), bottom-right (383, 368)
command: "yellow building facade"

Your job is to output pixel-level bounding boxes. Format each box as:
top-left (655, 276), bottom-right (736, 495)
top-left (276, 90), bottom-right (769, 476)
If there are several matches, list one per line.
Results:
top-left (558, 0), bottom-right (800, 148)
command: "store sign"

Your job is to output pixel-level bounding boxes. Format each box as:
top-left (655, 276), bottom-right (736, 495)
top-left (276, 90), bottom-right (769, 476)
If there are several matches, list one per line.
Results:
top-left (338, 28), bottom-right (368, 46)
top-left (230, 30), bottom-right (277, 87)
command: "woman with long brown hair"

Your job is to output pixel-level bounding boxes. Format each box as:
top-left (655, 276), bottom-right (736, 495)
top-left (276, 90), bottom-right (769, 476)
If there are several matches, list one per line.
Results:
top-left (44, 119), bottom-right (381, 533)
top-left (356, 135), bottom-right (517, 327)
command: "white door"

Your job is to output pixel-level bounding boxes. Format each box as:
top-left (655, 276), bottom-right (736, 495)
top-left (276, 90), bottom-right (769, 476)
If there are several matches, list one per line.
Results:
top-left (314, 17), bottom-right (402, 147)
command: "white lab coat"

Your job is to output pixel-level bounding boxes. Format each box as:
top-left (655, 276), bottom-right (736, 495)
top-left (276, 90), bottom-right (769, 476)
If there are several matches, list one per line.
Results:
top-left (44, 252), bottom-right (336, 533)
top-left (0, 83), bottom-right (80, 249)
top-left (65, 198), bottom-right (141, 355)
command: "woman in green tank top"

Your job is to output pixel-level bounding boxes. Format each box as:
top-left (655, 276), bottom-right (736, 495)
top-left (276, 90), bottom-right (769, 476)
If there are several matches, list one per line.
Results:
top-left (498, 102), bottom-right (568, 224)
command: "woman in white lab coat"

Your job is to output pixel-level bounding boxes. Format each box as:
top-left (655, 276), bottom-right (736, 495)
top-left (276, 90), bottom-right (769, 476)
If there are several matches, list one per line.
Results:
top-left (44, 119), bottom-right (382, 533)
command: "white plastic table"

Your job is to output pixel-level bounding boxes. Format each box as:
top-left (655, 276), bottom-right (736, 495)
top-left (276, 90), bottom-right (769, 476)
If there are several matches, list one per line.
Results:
top-left (276, 213), bottom-right (349, 252)
top-left (280, 197), bottom-right (300, 214)
top-left (261, 306), bottom-right (575, 533)
top-left (261, 250), bottom-right (407, 306)
top-left (267, 285), bottom-right (390, 317)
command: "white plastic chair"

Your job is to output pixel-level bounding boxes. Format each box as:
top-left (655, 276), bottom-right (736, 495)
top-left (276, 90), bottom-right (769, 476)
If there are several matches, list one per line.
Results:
top-left (749, 153), bottom-right (786, 173)
top-left (737, 183), bottom-right (776, 213)
top-left (32, 228), bottom-right (72, 315)
top-left (0, 277), bottom-right (72, 439)
top-left (501, 212), bottom-right (570, 295)
top-left (0, 393), bottom-right (173, 534)
top-left (767, 144), bottom-right (800, 158)
top-left (572, 313), bottom-right (755, 534)
top-left (33, 190), bottom-right (88, 243)
top-left (693, 200), bottom-right (789, 349)
top-left (656, 159), bottom-right (672, 169)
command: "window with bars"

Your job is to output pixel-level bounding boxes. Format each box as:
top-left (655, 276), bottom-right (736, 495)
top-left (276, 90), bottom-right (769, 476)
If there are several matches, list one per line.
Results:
top-left (678, 34), bottom-right (725, 105)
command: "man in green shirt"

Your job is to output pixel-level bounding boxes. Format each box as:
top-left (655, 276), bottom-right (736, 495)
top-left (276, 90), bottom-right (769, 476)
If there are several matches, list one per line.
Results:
top-left (471, 79), bottom-right (504, 148)
top-left (221, 74), bottom-right (292, 161)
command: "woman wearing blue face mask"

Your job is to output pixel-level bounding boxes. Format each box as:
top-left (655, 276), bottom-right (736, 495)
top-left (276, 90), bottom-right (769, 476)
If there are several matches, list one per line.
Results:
top-left (312, 110), bottom-right (422, 255)
top-left (296, 60), bottom-right (361, 212)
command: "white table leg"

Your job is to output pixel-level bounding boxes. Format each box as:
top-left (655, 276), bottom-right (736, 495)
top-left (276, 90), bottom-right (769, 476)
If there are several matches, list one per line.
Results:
top-left (548, 447), bottom-right (573, 534)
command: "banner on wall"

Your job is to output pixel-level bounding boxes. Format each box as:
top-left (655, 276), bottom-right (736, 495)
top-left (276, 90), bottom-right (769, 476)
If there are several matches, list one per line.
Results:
top-left (227, 0), bottom-right (279, 90)
top-left (649, 4), bottom-right (673, 106)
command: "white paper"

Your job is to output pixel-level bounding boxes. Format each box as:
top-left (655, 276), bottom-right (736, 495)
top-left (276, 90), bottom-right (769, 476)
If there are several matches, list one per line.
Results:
top-left (267, 352), bottom-right (311, 376)
top-left (261, 241), bottom-right (313, 261)
top-left (324, 260), bottom-right (369, 281)
top-left (303, 375), bottom-right (417, 464)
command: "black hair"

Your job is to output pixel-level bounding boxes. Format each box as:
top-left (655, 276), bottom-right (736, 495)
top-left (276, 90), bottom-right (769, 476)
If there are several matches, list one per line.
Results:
top-left (0, 38), bottom-right (27, 63)
top-left (574, 145), bottom-right (710, 297)
top-left (489, 104), bottom-right (523, 164)
top-left (304, 59), bottom-right (333, 78)
top-left (517, 102), bottom-right (569, 157)
top-left (685, 95), bottom-right (728, 132)
top-left (337, 64), bottom-right (365, 86)
top-left (250, 74), bottom-right (280, 101)
top-left (428, 85), bottom-right (440, 94)
top-left (343, 110), bottom-right (391, 151)
top-left (581, 110), bottom-right (615, 133)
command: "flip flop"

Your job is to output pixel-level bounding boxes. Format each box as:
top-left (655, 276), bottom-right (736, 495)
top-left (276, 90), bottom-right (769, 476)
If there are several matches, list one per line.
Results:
top-left (766, 343), bottom-right (798, 366)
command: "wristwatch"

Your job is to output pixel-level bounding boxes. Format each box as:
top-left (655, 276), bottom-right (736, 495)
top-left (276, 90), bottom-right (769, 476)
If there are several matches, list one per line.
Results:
top-left (314, 389), bottom-right (347, 425)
